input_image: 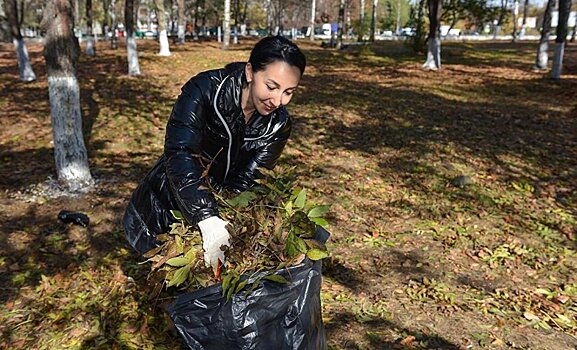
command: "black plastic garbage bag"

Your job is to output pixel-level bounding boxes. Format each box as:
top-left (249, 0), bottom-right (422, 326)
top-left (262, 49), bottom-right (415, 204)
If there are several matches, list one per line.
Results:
top-left (166, 227), bottom-right (330, 350)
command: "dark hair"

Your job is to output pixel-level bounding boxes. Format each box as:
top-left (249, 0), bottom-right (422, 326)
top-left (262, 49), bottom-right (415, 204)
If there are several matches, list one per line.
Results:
top-left (249, 36), bottom-right (306, 76)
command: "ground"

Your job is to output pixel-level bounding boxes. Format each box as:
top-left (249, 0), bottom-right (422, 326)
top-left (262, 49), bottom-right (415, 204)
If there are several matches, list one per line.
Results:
top-left (0, 38), bottom-right (576, 350)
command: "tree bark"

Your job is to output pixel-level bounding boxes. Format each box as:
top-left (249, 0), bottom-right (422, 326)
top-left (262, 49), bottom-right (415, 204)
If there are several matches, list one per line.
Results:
top-left (41, 0), bottom-right (93, 191)
top-left (86, 0), bottom-right (95, 56)
top-left (520, 0), bottom-right (529, 38)
top-left (310, 0), bottom-right (316, 40)
top-left (5, 0), bottom-right (36, 81)
top-left (511, 0), bottom-right (519, 41)
top-left (125, 0), bottom-right (141, 75)
top-left (358, 0), bottom-right (365, 41)
top-left (223, 0), bottom-right (230, 49)
top-left (336, 0), bottom-right (345, 49)
top-left (493, 0), bottom-right (509, 39)
top-left (177, 0), bottom-right (185, 44)
top-left (370, 0), bottom-right (378, 41)
top-left (535, 0), bottom-right (554, 69)
top-left (155, 0), bottom-right (171, 55)
top-left (423, 0), bottom-right (441, 69)
top-left (551, 0), bottom-right (571, 79)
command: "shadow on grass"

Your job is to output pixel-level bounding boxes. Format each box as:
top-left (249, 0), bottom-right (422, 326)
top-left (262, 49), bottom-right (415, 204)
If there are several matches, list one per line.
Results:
top-left (325, 310), bottom-right (461, 349)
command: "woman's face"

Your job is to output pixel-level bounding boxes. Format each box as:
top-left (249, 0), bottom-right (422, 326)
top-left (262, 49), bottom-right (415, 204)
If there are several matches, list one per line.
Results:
top-left (245, 60), bottom-right (301, 116)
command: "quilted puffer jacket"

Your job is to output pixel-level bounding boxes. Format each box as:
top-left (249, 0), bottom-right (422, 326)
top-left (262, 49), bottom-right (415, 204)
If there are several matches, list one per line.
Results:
top-left (122, 64), bottom-right (292, 255)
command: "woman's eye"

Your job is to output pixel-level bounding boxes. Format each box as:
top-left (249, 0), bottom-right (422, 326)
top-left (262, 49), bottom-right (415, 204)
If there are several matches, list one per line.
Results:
top-left (266, 85), bottom-right (275, 91)
top-left (284, 91), bottom-right (293, 96)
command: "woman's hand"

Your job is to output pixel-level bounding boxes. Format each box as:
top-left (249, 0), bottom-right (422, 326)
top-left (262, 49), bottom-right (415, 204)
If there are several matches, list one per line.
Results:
top-left (198, 216), bottom-right (231, 272)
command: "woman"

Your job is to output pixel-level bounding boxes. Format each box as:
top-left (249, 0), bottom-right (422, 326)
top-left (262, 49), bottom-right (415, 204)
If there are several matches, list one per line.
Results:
top-left (123, 36), bottom-right (306, 271)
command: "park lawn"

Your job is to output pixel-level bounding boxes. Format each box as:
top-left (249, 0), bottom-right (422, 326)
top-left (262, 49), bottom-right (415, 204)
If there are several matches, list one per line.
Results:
top-left (0, 38), bottom-right (576, 349)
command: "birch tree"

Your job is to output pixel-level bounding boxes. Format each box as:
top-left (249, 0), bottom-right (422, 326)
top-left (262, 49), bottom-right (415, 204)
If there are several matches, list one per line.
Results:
top-left (551, 0), bottom-right (571, 79)
top-left (223, 0), bottom-right (230, 49)
top-left (310, 0), bottom-right (316, 40)
top-left (177, 0), bottom-right (185, 44)
top-left (5, 0), bottom-right (36, 81)
top-left (423, 0), bottom-right (441, 70)
top-left (154, 0), bottom-right (171, 56)
top-left (86, 0), bottom-right (95, 56)
top-left (535, 0), bottom-right (554, 69)
top-left (125, 0), bottom-right (140, 75)
top-left (41, 0), bottom-right (94, 191)
top-left (336, 0), bottom-right (345, 48)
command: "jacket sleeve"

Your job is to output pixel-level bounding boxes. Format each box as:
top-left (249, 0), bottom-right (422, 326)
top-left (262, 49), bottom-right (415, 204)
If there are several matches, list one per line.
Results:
top-left (164, 74), bottom-right (219, 225)
top-left (227, 115), bottom-right (292, 192)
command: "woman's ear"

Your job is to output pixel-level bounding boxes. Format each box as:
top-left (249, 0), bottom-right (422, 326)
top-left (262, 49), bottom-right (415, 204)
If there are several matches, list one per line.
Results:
top-left (245, 63), bottom-right (253, 83)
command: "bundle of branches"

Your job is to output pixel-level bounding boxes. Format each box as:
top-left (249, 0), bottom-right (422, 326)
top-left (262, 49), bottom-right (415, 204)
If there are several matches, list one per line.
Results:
top-left (143, 169), bottom-right (330, 300)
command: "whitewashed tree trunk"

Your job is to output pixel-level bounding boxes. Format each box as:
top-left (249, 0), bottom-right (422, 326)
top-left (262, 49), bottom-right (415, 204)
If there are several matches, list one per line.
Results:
top-left (336, 0), bottom-right (345, 49)
top-left (310, 0), bottom-right (316, 40)
top-left (42, 0), bottom-right (93, 192)
top-left (127, 36), bottom-right (141, 75)
top-left (125, 0), bottom-right (141, 75)
top-left (86, 0), bottom-right (95, 56)
top-left (535, 0), bottom-right (554, 69)
top-left (223, 0), bottom-right (230, 50)
top-left (13, 38), bottom-right (36, 81)
top-left (551, 42), bottom-right (565, 79)
top-left (423, 0), bottom-right (441, 70)
top-left (154, 0), bottom-right (171, 56)
top-left (423, 38), bottom-right (441, 69)
top-left (511, 0), bottom-right (519, 41)
top-left (551, 0), bottom-right (571, 79)
top-left (5, 0), bottom-right (36, 82)
top-left (177, 0), bottom-right (185, 44)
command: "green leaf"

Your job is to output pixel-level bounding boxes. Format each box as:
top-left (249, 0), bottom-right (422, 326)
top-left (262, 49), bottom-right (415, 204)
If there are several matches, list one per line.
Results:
top-left (170, 210), bottom-right (184, 221)
top-left (284, 200), bottom-right (293, 215)
top-left (310, 217), bottom-right (329, 228)
top-left (306, 249), bottom-right (329, 261)
top-left (234, 280), bottom-right (249, 294)
top-left (308, 205), bottom-right (329, 218)
top-left (227, 191), bottom-right (257, 208)
top-left (264, 274), bottom-right (290, 284)
top-left (294, 189), bottom-right (307, 209)
top-left (295, 237), bottom-right (308, 253)
top-left (167, 264), bottom-right (191, 287)
top-left (166, 256), bottom-right (191, 267)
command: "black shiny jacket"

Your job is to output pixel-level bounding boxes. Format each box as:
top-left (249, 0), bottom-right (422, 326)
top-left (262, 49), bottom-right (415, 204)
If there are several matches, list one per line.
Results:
top-left (123, 64), bottom-right (292, 255)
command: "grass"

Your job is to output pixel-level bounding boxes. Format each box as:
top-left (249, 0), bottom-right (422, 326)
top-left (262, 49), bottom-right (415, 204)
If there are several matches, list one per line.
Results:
top-left (0, 38), bottom-right (576, 349)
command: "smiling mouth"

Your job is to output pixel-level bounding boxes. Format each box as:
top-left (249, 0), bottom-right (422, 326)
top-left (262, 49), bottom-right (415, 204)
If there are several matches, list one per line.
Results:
top-left (264, 103), bottom-right (276, 111)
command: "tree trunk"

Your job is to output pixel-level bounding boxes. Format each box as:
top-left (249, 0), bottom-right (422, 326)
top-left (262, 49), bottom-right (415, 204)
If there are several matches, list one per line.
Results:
top-left (396, 0), bottom-right (402, 35)
top-left (412, 0), bottom-right (427, 52)
top-left (336, 0), bottom-right (345, 49)
top-left (5, 0), bottom-right (36, 81)
top-left (494, 0), bottom-right (509, 39)
top-left (520, 0), bottom-right (529, 38)
top-left (358, 0), bottom-right (365, 41)
top-left (370, 0), bottom-right (378, 41)
top-left (41, 0), bottom-right (93, 192)
top-left (155, 0), bottom-right (171, 55)
top-left (551, 0), bottom-right (571, 79)
top-left (86, 0), bottom-right (95, 56)
top-left (223, 0), bottom-right (230, 49)
top-left (177, 0), bottom-right (185, 44)
top-left (423, 0), bottom-right (441, 70)
top-left (310, 0), bottom-right (316, 40)
top-left (535, 0), bottom-right (554, 69)
top-left (125, 0), bottom-right (141, 75)
top-left (511, 0), bottom-right (519, 41)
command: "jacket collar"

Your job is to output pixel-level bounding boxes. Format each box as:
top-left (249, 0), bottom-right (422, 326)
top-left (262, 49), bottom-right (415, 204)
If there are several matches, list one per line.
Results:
top-left (214, 66), bottom-right (245, 124)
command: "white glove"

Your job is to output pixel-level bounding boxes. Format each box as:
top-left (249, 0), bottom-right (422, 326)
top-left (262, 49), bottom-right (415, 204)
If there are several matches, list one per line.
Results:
top-left (198, 216), bottom-right (231, 271)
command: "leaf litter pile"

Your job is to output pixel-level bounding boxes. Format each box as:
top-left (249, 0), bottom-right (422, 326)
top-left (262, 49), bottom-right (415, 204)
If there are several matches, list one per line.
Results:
top-left (142, 169), bottom-right (330, 299)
